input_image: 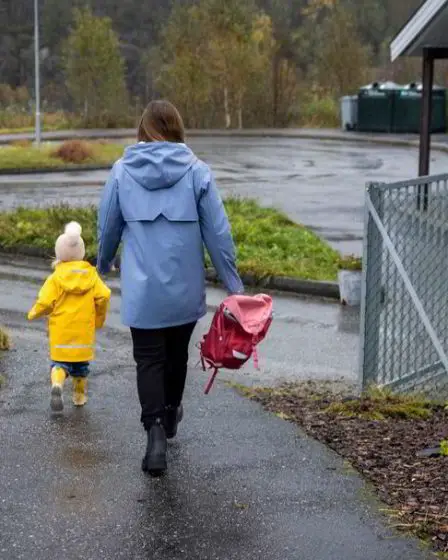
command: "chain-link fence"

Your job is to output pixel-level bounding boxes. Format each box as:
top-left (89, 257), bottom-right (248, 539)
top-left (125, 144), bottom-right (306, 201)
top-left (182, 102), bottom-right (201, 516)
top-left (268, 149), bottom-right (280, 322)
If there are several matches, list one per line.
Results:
top-left (360, 174), bottom-right (448, 393)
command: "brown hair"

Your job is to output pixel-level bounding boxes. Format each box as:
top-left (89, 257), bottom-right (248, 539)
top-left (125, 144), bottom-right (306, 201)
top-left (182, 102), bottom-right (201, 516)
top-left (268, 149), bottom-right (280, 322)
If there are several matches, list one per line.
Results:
top-left (138, 100), bottom-right (185, 143)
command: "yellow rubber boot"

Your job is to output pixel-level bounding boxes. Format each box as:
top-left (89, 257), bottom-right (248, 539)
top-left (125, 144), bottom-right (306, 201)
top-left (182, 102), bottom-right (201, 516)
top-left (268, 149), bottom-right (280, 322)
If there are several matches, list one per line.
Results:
top-left (72, 377), bottom-right (88, 407)
top-left (50, 367), bottom-right (66, 412)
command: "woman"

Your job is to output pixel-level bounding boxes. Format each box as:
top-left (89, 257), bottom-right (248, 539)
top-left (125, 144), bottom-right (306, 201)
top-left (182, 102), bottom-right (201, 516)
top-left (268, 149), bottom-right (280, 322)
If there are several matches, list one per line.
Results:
top-left (97, 100), bottom-right (243, 476)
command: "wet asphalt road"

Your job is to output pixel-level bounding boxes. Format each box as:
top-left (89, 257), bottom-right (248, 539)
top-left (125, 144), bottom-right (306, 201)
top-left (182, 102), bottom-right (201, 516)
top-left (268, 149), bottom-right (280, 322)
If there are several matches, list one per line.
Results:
top-left (0, 267), bottom-right (432, 560)
top-left (2, 137), bottom-right (448, 255)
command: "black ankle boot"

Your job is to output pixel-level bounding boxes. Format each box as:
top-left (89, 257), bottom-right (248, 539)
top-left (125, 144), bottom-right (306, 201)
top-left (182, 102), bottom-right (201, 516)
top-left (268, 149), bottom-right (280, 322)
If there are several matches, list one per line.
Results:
top-left (142, 418), bottom-right (167, 476)
top-left (165, 404), bottom-right (184, 439)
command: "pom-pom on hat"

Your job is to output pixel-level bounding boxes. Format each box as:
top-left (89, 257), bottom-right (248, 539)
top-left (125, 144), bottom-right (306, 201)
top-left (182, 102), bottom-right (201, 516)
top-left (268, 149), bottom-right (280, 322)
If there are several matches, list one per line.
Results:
top-left (54, 221), bottom-right (86, 263)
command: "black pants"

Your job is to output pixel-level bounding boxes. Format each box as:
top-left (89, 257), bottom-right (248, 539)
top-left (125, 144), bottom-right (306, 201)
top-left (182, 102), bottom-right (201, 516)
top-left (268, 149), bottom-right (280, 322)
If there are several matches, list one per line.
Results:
top-left (130, 322), bottom-right (196, 431)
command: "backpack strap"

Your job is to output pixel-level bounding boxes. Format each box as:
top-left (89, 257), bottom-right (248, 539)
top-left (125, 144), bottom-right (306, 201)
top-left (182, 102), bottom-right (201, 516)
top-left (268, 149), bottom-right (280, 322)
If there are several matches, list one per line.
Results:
top-left (252, 346), bottom-right (259, 370)
top-left (204, 367), bottom-right (219, 395)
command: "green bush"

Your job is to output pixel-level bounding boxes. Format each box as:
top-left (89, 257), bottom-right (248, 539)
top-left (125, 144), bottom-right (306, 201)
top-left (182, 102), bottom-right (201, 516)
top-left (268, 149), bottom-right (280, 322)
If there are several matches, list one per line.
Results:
top-left (0, 201), bottom-right (341, 281)
top-left (298, 94), bottom-right (340, 128)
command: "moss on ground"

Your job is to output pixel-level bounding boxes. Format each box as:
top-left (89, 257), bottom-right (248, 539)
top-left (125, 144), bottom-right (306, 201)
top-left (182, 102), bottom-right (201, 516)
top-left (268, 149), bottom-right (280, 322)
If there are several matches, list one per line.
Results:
top-left (325, 387), bottom-right (435, 421)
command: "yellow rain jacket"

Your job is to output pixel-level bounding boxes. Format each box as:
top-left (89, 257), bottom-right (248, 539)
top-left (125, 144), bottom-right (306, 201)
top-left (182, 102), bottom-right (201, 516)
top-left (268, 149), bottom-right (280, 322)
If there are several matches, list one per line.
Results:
top-left (28, 261), bottom-right (111, 362)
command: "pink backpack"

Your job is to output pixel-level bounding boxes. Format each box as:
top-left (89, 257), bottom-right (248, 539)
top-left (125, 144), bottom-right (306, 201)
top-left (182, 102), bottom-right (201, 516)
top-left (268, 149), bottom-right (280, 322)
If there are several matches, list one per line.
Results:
top-left (199, 294), bottom-right (273, 394)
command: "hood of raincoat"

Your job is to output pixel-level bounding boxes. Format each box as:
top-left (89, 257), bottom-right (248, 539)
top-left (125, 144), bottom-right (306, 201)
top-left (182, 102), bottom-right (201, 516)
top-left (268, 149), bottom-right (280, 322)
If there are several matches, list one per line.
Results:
top-left (121, 142), bottom-right (197, 191)
top-left (53, 261), bottom-right (98, 294)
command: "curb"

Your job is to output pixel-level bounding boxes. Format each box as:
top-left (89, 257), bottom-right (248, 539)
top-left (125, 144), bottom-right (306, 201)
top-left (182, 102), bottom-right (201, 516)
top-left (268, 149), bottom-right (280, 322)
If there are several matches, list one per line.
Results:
top-left (0, 129), bottom-right (136, 145)
top-left (0, 247), bottom-right (341, 301)
top-left (203, 268), bottom-right (339, 299)
top-left (0, 164), bottom-right (112, 176)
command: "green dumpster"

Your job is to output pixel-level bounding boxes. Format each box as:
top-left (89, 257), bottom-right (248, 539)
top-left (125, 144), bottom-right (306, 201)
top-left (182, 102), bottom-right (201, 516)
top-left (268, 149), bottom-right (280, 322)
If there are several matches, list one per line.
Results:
top-left (357, 82), bottom-right (402, 133)
top-left (392, 83), bottom-right (446, 133)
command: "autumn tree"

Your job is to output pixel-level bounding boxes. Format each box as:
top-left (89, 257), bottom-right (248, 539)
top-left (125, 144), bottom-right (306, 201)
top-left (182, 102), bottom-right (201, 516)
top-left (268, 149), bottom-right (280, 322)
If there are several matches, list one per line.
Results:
top-left (342, 0), bottom-right (387, 59)
top-left (312, 2), bottom-right (370, 96)
top-left (205, 1), bottom-right (274, 128)
top-left (0, 0), bottom-right (431, 128)
top-left (203, 0), bottom-right (257, 128)
top-left (64, 7), bottom-right (128, 127)
top-left (154, 4), bottom-right (213, 128)
top-left (155, 0), bottom-right (275, 129)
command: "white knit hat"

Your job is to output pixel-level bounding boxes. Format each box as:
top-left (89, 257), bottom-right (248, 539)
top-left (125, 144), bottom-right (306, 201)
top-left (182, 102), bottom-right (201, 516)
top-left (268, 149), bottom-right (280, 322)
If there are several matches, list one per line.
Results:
top-left (54, 222), bottom-right (86, 263)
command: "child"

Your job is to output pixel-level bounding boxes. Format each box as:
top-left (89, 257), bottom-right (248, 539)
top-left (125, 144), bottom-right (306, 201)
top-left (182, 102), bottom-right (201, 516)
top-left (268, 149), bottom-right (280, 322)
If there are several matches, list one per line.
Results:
top-left (28, 221), bottom-right (111, 411)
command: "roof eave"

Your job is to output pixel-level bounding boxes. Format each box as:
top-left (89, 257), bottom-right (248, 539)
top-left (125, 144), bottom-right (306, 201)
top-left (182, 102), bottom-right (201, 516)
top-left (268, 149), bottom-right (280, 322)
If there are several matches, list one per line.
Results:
top-left (390, 0), bottom-right (448, 61)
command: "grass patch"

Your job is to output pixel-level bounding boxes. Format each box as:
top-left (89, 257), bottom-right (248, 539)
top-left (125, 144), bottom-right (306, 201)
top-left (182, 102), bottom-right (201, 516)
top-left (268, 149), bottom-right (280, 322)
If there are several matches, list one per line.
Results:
top-left (0, 141), bottom-right (124, 171)
top-left (223, 199), bottom-right (340, 280)
top-left (0, 201), bottom-right (341, 281)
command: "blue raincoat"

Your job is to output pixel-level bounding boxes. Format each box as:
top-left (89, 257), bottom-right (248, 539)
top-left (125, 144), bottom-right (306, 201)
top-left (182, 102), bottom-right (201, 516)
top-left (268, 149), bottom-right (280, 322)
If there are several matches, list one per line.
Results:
top-left (97, 142), bottom-right (243, 329)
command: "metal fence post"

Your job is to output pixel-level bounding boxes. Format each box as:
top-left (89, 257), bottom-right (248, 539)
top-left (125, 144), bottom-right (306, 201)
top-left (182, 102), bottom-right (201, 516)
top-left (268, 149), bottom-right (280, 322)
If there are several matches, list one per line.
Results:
top-left (418, 48), bottom-right (434, 211)
top-left (34, 0), bottom-right (41, 146)
top-left (360, 183), bottom-right (384, 389)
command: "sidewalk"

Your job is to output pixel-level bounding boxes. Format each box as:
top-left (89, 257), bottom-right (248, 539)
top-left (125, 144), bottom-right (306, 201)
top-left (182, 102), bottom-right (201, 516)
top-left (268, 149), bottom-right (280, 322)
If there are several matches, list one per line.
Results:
top-left (0, 271), bottom-right (431, 559)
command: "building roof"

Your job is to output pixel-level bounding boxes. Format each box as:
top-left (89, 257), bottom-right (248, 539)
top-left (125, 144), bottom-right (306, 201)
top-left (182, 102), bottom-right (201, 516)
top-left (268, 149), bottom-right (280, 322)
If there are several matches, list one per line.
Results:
top-left (391, 0), bottom-right (448, 61)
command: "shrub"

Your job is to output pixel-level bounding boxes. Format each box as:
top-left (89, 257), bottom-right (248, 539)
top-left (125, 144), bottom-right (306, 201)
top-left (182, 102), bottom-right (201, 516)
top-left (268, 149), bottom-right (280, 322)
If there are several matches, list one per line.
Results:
top-left (0, 109), bottom-right (33, 130)
top-left (51, 140), bottom-right (94, 164)
top-left (0, 84), bottom-right (30, 108)
top-left (0, 84), bottom-right (16, 106)
top-left (0, 110), bottom-right (72, 132)
top-left (298, 92), bottom-right (340, 128)
top-left (0, 327), bottom-right (10, 351)
top-left (43, 111), bottom-right (73, 130)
